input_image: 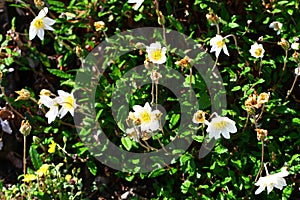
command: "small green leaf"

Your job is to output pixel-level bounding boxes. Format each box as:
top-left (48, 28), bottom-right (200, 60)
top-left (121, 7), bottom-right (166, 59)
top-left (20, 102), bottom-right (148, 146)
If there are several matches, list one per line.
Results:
top-left (47, 68), bottom-right (72, 79)
top-left (87, 160), bottom-right (97, 176)
top-left (181, 180), bottom-right (192, 194)
top-left (121, 136), bottom-right (132, 151)
top-left (29, 145), bottom-right (43, 170)
top-left (231, 86), bottom-right (241, 91)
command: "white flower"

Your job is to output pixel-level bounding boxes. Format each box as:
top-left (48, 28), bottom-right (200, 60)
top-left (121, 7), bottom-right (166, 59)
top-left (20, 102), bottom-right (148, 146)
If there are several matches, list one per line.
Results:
top-left (206, 115), bottom-right (237, 139)
top-left (128, 0), bottom-right (144, 10)
top-left (0, 118), bottom-right (12, 134)
top-left (295, 67), bottom-right (300, 75)
top-left (291, 43), bottom-right (300, 50)
top-left (132, 102), bottom-right (160, 132)
top-left (56, 90), bottom-right (77, 118)
top-left (255, 167), bottom-right (289, 195)
top-left (39, 95), bottom-right (59, 124)
top-left (250, 43), bottom-right (265, 58)
top-left (29, 7), bottom-right (56, 40)
top-left (146, 42), bottom-right (167, 64)
top-left (210, 35), bottom-right (229, 57)
top-left (269, 21), bottom-right (283, 35)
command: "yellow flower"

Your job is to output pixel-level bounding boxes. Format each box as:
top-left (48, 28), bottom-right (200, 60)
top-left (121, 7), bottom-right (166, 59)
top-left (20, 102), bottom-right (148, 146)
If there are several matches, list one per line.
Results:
top-left (36, 164), bottom-right (50, 177)
top-left (48, 140), bottom-right (56, 153)
top-left (65, 174), bottom-right (72, 182)
top-left (15, 89), bottom-right (31, 101)
top-left (23, 174), bottom-right (36, 182)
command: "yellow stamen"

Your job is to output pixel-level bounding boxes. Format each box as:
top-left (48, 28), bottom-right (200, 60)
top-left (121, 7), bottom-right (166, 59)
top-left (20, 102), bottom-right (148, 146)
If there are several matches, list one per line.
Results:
top-left (34, 19), bottom-right (44, 29)
top-left (151, 49), bottom-right (163, 61)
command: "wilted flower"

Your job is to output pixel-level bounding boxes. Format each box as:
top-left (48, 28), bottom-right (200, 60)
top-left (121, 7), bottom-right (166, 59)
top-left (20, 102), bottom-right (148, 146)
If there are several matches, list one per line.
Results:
top-left (132, 102), bottom-right (160, 132)
top-left (48, 140), bottom-right (56, 153)
top-left (23, 174), bottom-right (36, 182)
top-left (29, 7), bottom-right (56, 40)
top-left (255, 166), bottom-right (289, 195)
top-left (39, 95), bottom-right (59, 124)
top-left (269, 21), bottom-right (283, 35)
top-left (210, 35), bottom-right (229, 57)
top-left (257, 92), bottom-right (270, 105)
top-left (34, 0), bottom-right (44, 8)
top-left (192, 110), bottom-right (207, 124)
top-left (255, 128), bottom-right (268, 141)
top-left (15, 89), bottom-right (31, 101)
top-left (128, 0), bottom-right (144, 10)
top-left (146, 42), bottom-right (167, 64)
top-left (56, 90), bottom-right (77, 118)
top-left (19, 120), bottom-right (32, 136)
top-left (206, 114), bottom-right (237, 139)
top-left (126, 127), bottom-right (140, 142)
top-left (250, 43), bottom-right (265, 58)
top-left (206, 13), bottom-right (220, 26)
top-left (293, 51), bottom-right (300, 64)
top-left (150, 70), bottom-right (162, 83)
top-left (175, 56), bottom-right (192, 69)
top-left (94, 21), bottom-right (105, 31)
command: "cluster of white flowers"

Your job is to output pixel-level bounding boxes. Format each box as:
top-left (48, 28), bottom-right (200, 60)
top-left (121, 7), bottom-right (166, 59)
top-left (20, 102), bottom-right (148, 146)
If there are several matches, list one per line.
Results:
top-left (39, 90), bottom-right (77, 124)
top-left (193, 111), bottom-right (237, 140)
top-left (125, 102), bottom-right (162, 141)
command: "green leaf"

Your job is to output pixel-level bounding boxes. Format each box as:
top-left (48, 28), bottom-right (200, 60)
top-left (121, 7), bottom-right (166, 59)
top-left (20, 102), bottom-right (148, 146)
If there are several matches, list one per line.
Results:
top-left (87, 160), bottom-right (97, 176)
top-left (121, 136), bottom-right (132, 151)
top-left (148, 168), bottom-right (165, 178)
top-left (29, 145), bottom-right (43, 170)
top-left (231, 86), bottom-right (241, 91)
top-left (181, 180), bottom-right (192, 194)
top-left (47, 68), bottom-right (73, 79)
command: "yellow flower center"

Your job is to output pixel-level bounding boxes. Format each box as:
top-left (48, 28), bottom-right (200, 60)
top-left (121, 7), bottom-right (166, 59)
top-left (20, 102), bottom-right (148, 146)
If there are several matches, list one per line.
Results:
top-left (64, 96), bottom-right (74, 109)
top-left (141, 110), bottom-right (151, 123)
top-left (255, 48), bottom-right (263, 57)
top-left (34, 19), bottom-right (44, 29)
top-left (151, 49), bottom-right (163, 61)
top-left (213, 120), bottom-right (228, 130)
top-left (217, 40), bottom-right (225, 48)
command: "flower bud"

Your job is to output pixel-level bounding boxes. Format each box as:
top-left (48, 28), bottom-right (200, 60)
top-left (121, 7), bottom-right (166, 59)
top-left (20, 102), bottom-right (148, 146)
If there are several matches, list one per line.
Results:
top-left (293, 51), bottom-right (300, 64)
top-left (19, 120), bottom-right (32, 136)
top-left (206, 13), bottom-right (220, 26)
top-left (33, 136), bottom-right (41, 144)
top-left (278, 38), bottom-right (290, 51)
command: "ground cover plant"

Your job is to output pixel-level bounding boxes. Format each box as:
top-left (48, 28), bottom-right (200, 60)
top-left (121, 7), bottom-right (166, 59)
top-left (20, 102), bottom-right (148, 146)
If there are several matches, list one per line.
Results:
top-left (0, 0), bottom-right (299, 199)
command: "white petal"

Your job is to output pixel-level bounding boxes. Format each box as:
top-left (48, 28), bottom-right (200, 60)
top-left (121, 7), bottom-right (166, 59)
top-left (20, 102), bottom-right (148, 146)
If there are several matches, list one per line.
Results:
top-left (222, 45), bottom-right (230, 56)
top-left (43, 17), bottom-right (56, 26)
top-left (221, 131), bottom-right (230, 139)
top-left (29, 24), bottom-right (37, 40)
top-left (255, 185), bottom-right (265, 195)
top-left (266, 185), bottom-right (274, 194)
top-left (38, 7), bottom-right (48, 18)
top-left (36, 29), bottom-right (45, 40)
top-left (58, 107), bottom-right (68, 118)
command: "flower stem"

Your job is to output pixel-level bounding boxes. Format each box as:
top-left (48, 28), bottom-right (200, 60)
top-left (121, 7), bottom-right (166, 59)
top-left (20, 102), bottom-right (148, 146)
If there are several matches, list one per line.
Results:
top-left (286, 74), bottom-right (299, 100)
top-left (255, 140), bottom-right (264, 182)
top-left (23, 135), bottom-right (27, 175)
